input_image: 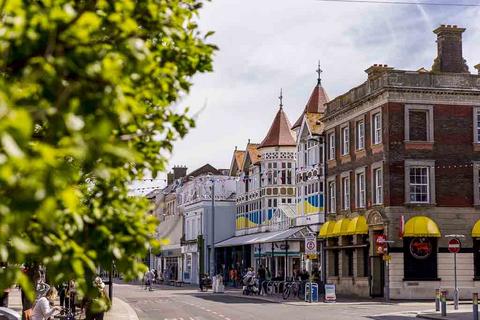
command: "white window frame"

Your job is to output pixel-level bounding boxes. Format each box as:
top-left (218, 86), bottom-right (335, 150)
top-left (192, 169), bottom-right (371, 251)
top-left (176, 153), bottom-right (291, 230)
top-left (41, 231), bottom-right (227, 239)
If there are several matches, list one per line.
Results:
top-left (355, 168), bottom-right (366, 208)
top-left (341, 125), bottom-right (349, 156)
top-left (474, 107), bottom-right (480, 144)
top-left (404, 104), bottom-right (434, 142)
top-left (328, 131), bottom-right (335, 160)
top-left (356, 120), bottom-right (365, 150)
top-left (371, 161), bottom-right (383, 205)
top-left (341, 173), bottom-right (350, 210)
top-left (404, 160), bottom-right (436, 204)
top-left (372, 112), bottom-right (382, 145)
top-left (328, 178), bottom-right (336, 213)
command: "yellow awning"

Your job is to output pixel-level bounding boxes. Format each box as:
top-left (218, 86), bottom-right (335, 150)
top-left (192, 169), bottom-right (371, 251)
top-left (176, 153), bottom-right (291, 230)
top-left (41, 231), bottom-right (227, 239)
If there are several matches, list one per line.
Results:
top-left (472, 220), bottom-right (480, 238)
top-left (318, 221), bottom-right (335, 238)
top-left (404, 216), bottom-right (441, 237)
top-left (346, 216), bottom-right (368, 235)
top-left (331, 218), bottom-right (351, 237)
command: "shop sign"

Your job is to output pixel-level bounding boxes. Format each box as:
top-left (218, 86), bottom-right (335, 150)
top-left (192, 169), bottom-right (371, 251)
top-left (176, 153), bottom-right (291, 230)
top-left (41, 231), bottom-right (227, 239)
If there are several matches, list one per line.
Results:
top-left (305, 237), bottom-right (317, 255)
top-left (409, 237), bottom-right (432, 259)
top-left (375, 234), bottom-right (387, 255)
top-left (306, 254), bottom-right (318, 260)
top-left (324, 284), bottom-right (336, 302)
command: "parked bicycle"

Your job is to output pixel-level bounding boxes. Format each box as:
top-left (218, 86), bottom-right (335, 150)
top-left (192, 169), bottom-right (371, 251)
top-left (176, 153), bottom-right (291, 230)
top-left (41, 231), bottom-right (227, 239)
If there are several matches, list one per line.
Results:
top-left (282, 281), bottom-right (304, 300)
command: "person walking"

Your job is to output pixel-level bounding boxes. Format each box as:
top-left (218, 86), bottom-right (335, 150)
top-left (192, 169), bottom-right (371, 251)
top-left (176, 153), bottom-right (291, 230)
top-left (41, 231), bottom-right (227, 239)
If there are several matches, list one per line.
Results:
top-left (31, 287), bottom-right (61, 320)
top-left (257, 265), bottom-right (266, 294)
top-left (84, 277), bottom-right (111, 320)
top-left (145, 269), bottom-right (154, 291)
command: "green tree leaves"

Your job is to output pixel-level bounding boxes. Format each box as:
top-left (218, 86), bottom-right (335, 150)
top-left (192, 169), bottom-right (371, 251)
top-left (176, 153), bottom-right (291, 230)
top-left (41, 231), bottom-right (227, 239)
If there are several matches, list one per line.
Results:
top-left (0, 0), bottom-right (215, 299)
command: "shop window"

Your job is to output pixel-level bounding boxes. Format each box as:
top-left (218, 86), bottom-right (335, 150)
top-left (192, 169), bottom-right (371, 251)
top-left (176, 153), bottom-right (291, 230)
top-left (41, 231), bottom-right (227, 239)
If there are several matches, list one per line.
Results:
top-left (403, 237), bottom-right (438, 280)
top-left (333, 250), bottom-right (339, 276)
top-left (345, 249), bottom-right (354, 277)
top-left (475, 239), bottom-right (480, 279)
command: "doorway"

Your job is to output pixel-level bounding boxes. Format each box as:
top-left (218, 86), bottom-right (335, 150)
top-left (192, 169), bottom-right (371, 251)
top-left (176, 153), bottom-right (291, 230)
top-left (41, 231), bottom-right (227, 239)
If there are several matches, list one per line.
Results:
top-left (369, 256), bottom-right (384, 297)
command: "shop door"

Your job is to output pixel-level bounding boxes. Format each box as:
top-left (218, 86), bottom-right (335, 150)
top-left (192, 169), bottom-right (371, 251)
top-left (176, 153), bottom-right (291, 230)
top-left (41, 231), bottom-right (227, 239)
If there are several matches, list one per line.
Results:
top-left (369, 256), bottom-right (384, 297)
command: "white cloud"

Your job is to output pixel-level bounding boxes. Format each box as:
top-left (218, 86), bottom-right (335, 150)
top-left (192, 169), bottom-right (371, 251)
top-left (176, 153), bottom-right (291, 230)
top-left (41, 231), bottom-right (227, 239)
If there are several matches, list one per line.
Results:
top-left (163, 0), bottom-right (480, 176)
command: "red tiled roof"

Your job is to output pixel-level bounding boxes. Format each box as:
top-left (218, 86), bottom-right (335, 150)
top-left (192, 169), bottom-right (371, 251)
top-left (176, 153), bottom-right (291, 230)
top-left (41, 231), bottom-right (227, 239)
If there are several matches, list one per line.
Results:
top-left (258, 108), bottom-right (296, 149)
top-left (292, 85), bottom-right (329, 129)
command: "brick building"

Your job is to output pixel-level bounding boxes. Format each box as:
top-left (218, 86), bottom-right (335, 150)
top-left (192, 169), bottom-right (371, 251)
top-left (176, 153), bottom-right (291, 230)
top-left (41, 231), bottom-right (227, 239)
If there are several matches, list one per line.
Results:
top-left (319, 25), bottom-right (480, 299)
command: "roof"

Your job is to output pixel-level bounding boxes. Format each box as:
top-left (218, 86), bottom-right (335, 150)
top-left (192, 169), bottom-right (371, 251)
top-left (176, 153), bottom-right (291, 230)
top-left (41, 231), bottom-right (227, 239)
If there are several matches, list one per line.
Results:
top-left (305, 112), bottom-right (324, 135)
top-left (292, 85), bottom-right (329, 129)
top-left (187, 164), bottom-right (223, 178)
top-left (215, 227), bottom-right (305, 247)
top-left (233, 150), bottom-right (245, 170)
top-left (247, 143), bottom-right (260, 164)
top-left (258, 108), bottom-right (296, 149)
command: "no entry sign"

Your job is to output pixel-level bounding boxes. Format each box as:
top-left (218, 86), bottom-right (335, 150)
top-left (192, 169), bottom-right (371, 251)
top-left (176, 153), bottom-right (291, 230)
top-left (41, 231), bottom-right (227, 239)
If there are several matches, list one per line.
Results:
top-left (448, 238), bottom-right (461, 253)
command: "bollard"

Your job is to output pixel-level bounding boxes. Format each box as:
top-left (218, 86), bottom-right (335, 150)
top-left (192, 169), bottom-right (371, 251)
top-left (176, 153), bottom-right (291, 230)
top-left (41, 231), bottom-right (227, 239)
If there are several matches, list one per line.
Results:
top-left (474, 292), bottom-right (479, 320)
top-left (435, 288), bottom-right (440, 312)
top-left (441, 290), bottom-right (447, 317)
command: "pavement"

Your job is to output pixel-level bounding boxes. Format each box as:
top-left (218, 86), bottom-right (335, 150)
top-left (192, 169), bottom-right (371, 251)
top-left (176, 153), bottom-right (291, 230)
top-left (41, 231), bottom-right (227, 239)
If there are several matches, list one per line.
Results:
top-left (5, 287), bottom-right (138, 320)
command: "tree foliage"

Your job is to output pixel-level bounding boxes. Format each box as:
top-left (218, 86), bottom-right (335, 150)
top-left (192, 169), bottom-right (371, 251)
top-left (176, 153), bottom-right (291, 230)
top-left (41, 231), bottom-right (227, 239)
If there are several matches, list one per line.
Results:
top-left (0, 0), bottom-right (215, 298)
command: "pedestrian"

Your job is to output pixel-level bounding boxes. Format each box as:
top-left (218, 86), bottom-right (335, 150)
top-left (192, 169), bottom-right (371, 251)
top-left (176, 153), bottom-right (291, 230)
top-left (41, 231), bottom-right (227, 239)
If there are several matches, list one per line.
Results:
top-left (153, 269), bottom-right (159, 284)
top-left (146, 269), bottom-right (154, 291)
top-left (65, 280), bottom-right (77, 316)
top-left (257, 265), bottom-right (266, 294)
top-left (84, 277), bottom-right (111, 320)
top-left (56, 282), bottom-right (68, 308)
top-left (31, 287), bottom-right (61, 320)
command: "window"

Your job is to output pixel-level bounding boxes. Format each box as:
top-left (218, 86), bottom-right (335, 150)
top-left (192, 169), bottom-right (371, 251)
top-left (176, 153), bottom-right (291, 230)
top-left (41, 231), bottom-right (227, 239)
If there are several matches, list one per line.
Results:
top-left (328, 132), bottom-right (335, 160)
top-left (409, 167), bottom-right (429, 203)
top-left (405, 105), bottom-right (434, 142)
top-left (356, 120), bottom-right (365, 150)
top-left (373, 167), bottom-right (383, 204)
top-left (475, 108), bottom-right (480, 143)
top-left (341, 126), bottom-right (349, 156)
top-left (404, 237), bottom-right (438, 280)
top-left (342, 176), bottom-right (350, 210)
top-left (328, 180), bottom-right (336, 213)
top-left (356, 171), bottom-right (366, 208)
top-left (409, 111), bottom-right (428, 141)
top-left (405, 160), bottom-right (435, 204)
top-left (372, 112), bottom-right (382, 144)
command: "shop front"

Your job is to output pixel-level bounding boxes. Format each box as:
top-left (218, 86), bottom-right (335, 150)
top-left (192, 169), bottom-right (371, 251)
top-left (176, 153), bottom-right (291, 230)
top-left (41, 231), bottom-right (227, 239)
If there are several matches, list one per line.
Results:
top-left (181, 242), bottom-right (198, 284)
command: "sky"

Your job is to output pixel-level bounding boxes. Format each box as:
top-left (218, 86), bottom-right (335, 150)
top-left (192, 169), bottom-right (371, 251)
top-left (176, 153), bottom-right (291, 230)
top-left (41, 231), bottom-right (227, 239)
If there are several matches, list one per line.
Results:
top-left (133, 0), bottom-right (480, 193)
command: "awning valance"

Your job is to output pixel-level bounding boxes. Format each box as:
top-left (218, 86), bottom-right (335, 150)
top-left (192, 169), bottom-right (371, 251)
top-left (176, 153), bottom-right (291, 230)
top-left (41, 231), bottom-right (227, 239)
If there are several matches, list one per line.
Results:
top-left (403, 216), bottom-right (441, 237)
top-left (318, 221), bottom-right (335, 238)
top-left (346, 216), bottom-right (368, 235)
top-left (331, 218), bottom-right (350, 237)
top-left (472, 220), bottom-right (480, 238)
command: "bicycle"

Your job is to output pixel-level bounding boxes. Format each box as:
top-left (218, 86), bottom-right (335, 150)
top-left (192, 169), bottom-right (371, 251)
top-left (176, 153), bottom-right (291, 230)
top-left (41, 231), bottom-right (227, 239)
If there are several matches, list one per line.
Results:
top-left (282, 281), bottom-right (301, 300)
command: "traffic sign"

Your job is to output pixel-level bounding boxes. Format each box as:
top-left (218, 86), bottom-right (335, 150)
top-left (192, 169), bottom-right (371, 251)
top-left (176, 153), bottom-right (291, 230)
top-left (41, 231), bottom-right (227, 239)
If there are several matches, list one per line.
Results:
top-left (305, 237), bottom-right (317, 255)
top-left (448, 238), bottom-right (461, 253)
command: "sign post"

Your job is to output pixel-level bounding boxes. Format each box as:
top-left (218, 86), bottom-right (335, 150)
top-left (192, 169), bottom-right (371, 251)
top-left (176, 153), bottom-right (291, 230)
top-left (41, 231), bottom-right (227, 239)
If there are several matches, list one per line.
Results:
top-left (448, 238), bottom-right (461, 310)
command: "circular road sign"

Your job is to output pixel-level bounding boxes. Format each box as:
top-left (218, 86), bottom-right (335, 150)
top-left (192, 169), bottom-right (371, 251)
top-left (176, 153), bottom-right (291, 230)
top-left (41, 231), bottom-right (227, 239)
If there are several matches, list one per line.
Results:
top-left (306, 239), bottom-right (316, 251)
top-left (448, 238), bottom-right (461, 253)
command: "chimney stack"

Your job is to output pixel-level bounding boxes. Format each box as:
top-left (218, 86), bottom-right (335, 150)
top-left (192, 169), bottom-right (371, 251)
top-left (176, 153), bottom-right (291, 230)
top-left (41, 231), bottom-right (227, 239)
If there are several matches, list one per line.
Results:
top-left (432, 25), bottom-right (469, 74)
top-left (475, 64), bottom-right (480, 75)
top-left (167, 172), bottom-right (174, 185)
top-left (173, 165), bottom-right (187, 180)
top-left (365, 64), bottom-right (393, 80)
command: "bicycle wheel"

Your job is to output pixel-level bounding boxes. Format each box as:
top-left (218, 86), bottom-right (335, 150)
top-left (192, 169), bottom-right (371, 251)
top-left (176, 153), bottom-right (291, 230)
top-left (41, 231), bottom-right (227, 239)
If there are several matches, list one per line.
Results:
top-left (282, 285), bottom-right (291, 300)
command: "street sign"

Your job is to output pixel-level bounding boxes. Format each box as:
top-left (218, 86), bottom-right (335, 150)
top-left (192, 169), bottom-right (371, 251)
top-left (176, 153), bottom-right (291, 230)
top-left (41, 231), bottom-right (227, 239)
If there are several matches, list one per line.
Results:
top-left (324, 284), bottom-right (336, 302)
top-left (305, 237), bottom-right (317, 255)
top-left (448, 238), bottom-right (461, 253)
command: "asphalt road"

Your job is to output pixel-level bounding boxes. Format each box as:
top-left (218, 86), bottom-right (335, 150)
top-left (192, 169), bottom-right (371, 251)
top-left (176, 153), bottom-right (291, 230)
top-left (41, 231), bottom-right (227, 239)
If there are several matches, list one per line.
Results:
top-left (113, 283), bottom-right (439, 320)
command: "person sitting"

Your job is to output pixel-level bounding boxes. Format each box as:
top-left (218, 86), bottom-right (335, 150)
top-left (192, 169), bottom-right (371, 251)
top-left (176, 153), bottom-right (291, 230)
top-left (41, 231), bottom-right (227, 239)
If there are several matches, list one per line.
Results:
top-left (31, 287), bottom-right (61, 320)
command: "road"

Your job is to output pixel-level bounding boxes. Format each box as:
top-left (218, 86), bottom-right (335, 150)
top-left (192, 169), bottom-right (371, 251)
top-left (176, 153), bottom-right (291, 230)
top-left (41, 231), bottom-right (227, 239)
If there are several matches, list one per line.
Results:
top-left (113, 283), bottom-right (439, 320)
